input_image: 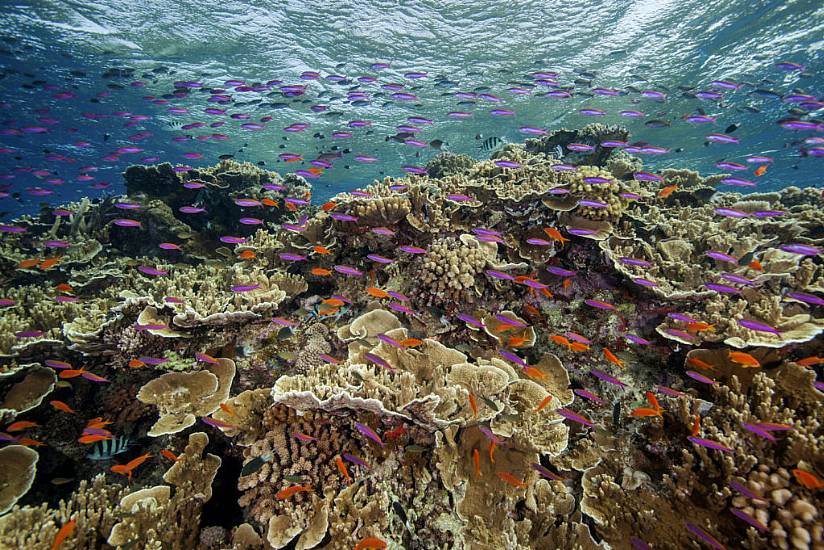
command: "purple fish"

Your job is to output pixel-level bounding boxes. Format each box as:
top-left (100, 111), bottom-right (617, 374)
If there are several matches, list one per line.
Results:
top-left (714, 208), bottom-right (748, 218)
top-left (687, 370), bottom-right (718, 386)
top-left (656, 386), bottom-right (685, 398)
top-left (456, 313), bottom-right (484, 328)
top-left (354, 422), bottom-right (384, 447)
top-left (706, 251), bottom-right (738, 263)
top-left (333, 265), bottom-right (363, 277)
top-left (619, 257), bottom-right (653, 268)
top-left (526, 238), bottom-right (552, 246)
top-left (388, 303), bottom-right (417, 315)
top-left (113, 219), bottom-right (142, 228)
top-left (498, 349), bottom-right (527, 367)
top-left (398, 245), bottom-right (426, 254)
top-left (578, 199), bottom-right (608, 208)
top-left (387, 291), bottom-right (409, 302)
top-left (590, 368), bottom-right (627, 388)
top-left (15, 330), bottom-right (44, 338)
top-left (479, 425), bottom-right (504, 445)
top-left (705, 283), bottom-right (741, 294)
top-left (330, 213), bottom-right (359, 222)
top-left (625, 334), bottom-right (651, 345)
top-left (751, 210), bottom-right (784, 218)
top-left (486, 270), bottom-right (515, 281)
top-left (546, 266), bottom-right (577, 277)
top-left (632, 277), bottom-right (658, 288)
top-left (737, 319), bottom-right (780, 335)
top-left (367, 254), bottom-right (394, 264)
top-left (557, 407), bottom-right (593, 428)
top-left (574, 389), bottom-right (604, 405)
top-left (179, 206), bottom-right (206, 214)
top-left (720, 177), bottom-right (756, 187)
top-left (494, 314), bottom-right (528, 328)
top-left (786, 291), bottom-right (824, 306)
top-left (531, 463), bottom-right (564, 481)
top-left (780, 243), bottom-right (820, 256)
top-left (685, 523), bottom-right (727, 550)
top-left (664, 328), bottom-right (695, 341)
top-left (567, 143), bottom-right (594, 152)
top-left (446, 194), bottom-right (475, 202)
top-left (138, 265), bottom-right (168, 277)
top-left (364, 352), bottom-right (393, 371)
top-left (239, 218), bottom-right (264, 225)
top-left (377, 333), bottom-right (404, 350)
top-left (630, 537), bottom-right (652, 550)
top-left (729, 480), bottom-right (767, 502)
top-left (688, 436), bottom-right (733, 454)
top-left (494, 160), bottom-right (521, 169)
top-left (220, 236), bottom-right (247, 244)
top-left (231, 284), bottom-right (260, 293)
top-left (730, 508), bottom-right (768, 532)
top-left (741, 423), bottom-right (776, 442)
top-left (720, 273), bottom-right (753, 285)
top-left (342, 453), bottom-right (370, 469)
top-left (279, 253), bottom-right (307, 262)
top-left (567, 228), bottom-right (596, 237)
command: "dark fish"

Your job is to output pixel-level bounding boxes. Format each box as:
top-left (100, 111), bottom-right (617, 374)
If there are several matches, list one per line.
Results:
top-left (218, 154), bottom-right (234, 160)
top-left (644, 119), bottom-right (671, 128)
top-left (724, 123), bottom-right (740, 134)
top-left (612, 401), bottom-right (621, 430)
top-left (478, 136), bottom-right (504, 154)
top-left (429, 139), bottom-right (446, 149)
top-left (240, 453), bottom-right (273, 476)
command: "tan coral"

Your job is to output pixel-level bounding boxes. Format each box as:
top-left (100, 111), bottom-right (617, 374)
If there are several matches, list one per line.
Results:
top-left (0, 445), bottom-right (38, 515)
top-left (0, 366), bottom-right (56, 423)
top-left (137, 358), bottom-right (235, 436)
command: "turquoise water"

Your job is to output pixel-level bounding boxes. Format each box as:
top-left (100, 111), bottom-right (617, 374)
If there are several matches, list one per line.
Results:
top-left (0, 0), bottom-right (822, 215)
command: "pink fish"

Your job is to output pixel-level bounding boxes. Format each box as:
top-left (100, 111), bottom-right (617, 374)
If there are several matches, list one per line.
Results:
top-left (230, 284), bottom-right (260, 293)
top-left (333, 265), bottom-right (363, 276)
top-left (686, 370), bottom-right (716, 385)
top-left (292, 432), bottom-right (318, 442)
top-left (685, 522), bottom-right (727, 550)
top-left (354, 422), bottom-right (384, 447)
top-left (364, 352), bottom-right (393, 371)
top-left (398, 245), bottom-right (426, 254)
top-left (377, 334), bottom-right (404, 349)
top-left (687, 436), bottom-right (733, 453)
top-left (730, 508), bottom-right (768, 532)
top-left (138, 265), bottom-right (168, 277)
top-left (590, 368), bottom-right (627, 388)
top-left (585, 299), bottom-right (615, 310)
top-left (573, 389), bottom-right (604, 405)
top-left (557, 408), bottom-right (594, 428)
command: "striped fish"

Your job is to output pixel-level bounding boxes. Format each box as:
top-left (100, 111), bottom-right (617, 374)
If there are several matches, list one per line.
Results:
top-left (477, 135), bottom-right (505, 154)
top-left (86, 436), bottom-right (131, 461)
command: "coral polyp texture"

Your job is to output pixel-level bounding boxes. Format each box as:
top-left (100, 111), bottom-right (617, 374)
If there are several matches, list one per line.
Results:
top-left (0, 127), bottom-right (822, 550)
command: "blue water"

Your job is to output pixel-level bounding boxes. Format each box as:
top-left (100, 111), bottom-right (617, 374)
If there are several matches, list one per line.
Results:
top-left (0, 0), bottom-right (822, 218)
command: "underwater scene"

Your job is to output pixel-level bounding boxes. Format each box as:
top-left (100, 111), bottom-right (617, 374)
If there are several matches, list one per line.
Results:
top-left (0, 1), bottom-right (823, 549)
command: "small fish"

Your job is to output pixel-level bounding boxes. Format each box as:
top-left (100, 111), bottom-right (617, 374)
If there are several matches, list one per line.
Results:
top-left (160, 449), bottom-right (179, 461)
top-left (293, 431), bottom-right (318, 442)
top-left (335, 455), bottom-right (352, 483)
top-left (730, 508), bottom-right (768, 532)
top-left (685, 523), bottom-right (727, 550)
top-left (353, 537), bottom-right (387, 550)
top-left (342, 453), bottom-right (371, 469)
top-left (6, 420), bottom-right (38, 432)
top-left (355, 422), bottom-right (384, 447)
top-left (111, 452), bottom-right (153, 482)
top-left (275, 484), bottom-right (312, 500)
top-left (688, 436), bottom-right (733, 453)
top-left (603, 348), bottom-right (624, 368)
top-left (201, 417), bottom-right (237, 430)
top-left (728, 351), bottom-right (760, 368)
top-left (51, 520), bottom-right (76, 550)
top-left (792, 468), bottom-right (823, 490)
top-left (556, 408), bottom-right (594, 428)
top-left (49, 400), bottom-right (76, 414)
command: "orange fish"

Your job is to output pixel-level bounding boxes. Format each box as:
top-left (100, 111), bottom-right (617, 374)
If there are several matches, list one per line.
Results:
top-left (792, 468), bottom-right (823, 490)
top-left (285, 202), bottom-right (297, 212)
top-left (238, 249), bottom-right (256, 260)
top-left (283, 155), bottom-right (302, 163)
top-left (728, 351), bottom-right (761, 368)
top-left (754, 165), bottom-right (768, 177)
top-left (353, 537), bottom-right (387, 550)
top-left (562, 278), bottom-right (572, 290)
top-left (468, 393), bottom-right (478, 418)
top-left (7, 420), bottom-right (38, 432)
top-left (399, 338), bottom-right (423, 348)
top-left (534, 395), bottom-right (554, 412)
top-left (39, 257), bottom-right (61, 270)
top-left (17, 258), bottom-right (40, 269)
top-left (128, 359), bottom-right (146, 369)
top-left (748, 258), bottom-right (764, 271)
top-left (79, 434), bottom-right (112, 444)
top-left (261, 197), bottom-right (279, 207)
top-left (797, 356), bottom-right (824, 367)
top-left (569, 342), bottom-right (590, 352)
top-left (473, 448), bottom-right (481, 477)
top-left (54, 283), bottom-right (74, 293)
top-left (687, 357), bottom-right (715, 371)
top-left (365, 287), bottom-right (390, 299)
top-left (51, 519), bottom-right (76, 550)
top-left (523, 303), bottom-right (541, 317)
top-left (275, 484), bottom-right (313, 500)
top-left (305, 192), bottom-right (313, 201)
top-left (489, 441), bottom-right (497, 464)
top-left (50, 400), bottom-right (76, 414)
top-left (111, 452), bottom-right (152, 482)
top-left (550, 335), bottom-right (572, 349)
top-left (310, 267), bottom-right (332, 276)
top-left (86, 417), bottom-right (112, 430)
top-left (497, 471), bottom-right (528, 488)
top-left (335, 455), bottom-right (352, 484)
top-left (313, 245), bottom-right (333, 255)
top-left (523, 366), bottom-right (545, 380)
top-left (219, 402), bottom-right (237, 417)
top-left (630, 407), bottom-right (662, 418)
top-left (686, 321), bottom-right (715, 332)
top-left (658, 184), bottom-right (678, 198)
top-left (508, 336), bottom-right (528, 348)
top-left (17, 437), bottom-right (46, 447)
top-left (645, 391), bottom-right (662, 412)
top-left (603, 348), bottom-right (624, 368)
top-left (323, 298), bottom-right (345, 307)
top-left (692, 415), bottom-right (701, 437)
top-left (321, 201), bottom-right (337, 211)
top-left (160, 449), bottom-right (179, 461)
top-left (543, 227), bottom-right (569, 244)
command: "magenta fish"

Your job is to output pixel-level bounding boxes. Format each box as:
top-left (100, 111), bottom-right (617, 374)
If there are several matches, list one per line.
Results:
top-left (573, 389), bottom-right (604, 405)
top-left (736, 319), bottom-right (780, 335)
top-left (354, 422), bottom-right (384, 447)
top-left (590, 368), bottom-right (627, 388)
top-left (364, 352), bottom-right (393, 371)
top-left (531, 463), bottom-right (564, 481)
top-left (685, 523), bottom-right (727, 550)
top-left (730, 508), bottom-right (768, 532)
top-left (231, 284), bottom-right (260, 293)
top-left (333, 265), bottom-right (363, 277)
top-left (556, 407), bottom-right (593, 428)
top-left (138, 265), bottom-right (168, 277)
top-left (687, 436), bottom-right (733, 453)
